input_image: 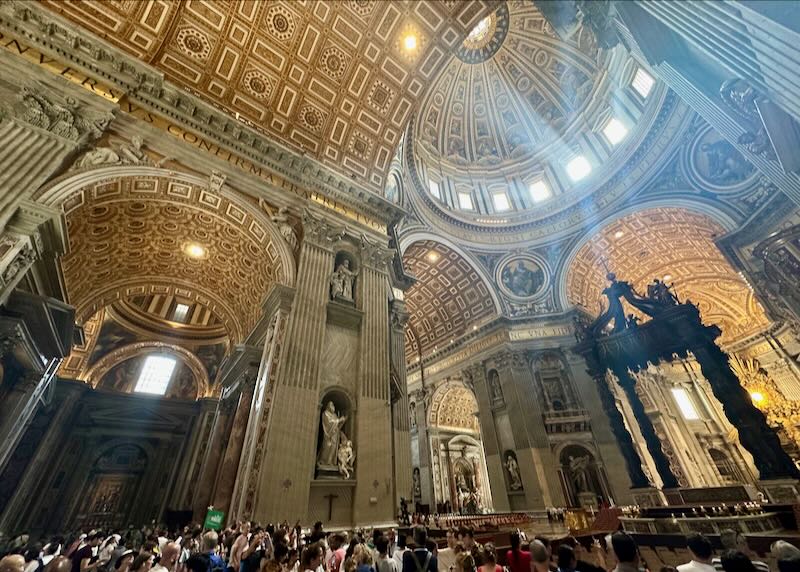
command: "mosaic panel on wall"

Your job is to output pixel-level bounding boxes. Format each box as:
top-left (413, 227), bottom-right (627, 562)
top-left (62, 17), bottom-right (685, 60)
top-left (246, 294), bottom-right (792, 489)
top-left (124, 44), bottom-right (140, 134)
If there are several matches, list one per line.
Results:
top-left (403, 240), bottom-right (496, 360)
top-left (566, 207), bottom-right (769, 344)
top-left (41, 0), bottom-right (498, 191)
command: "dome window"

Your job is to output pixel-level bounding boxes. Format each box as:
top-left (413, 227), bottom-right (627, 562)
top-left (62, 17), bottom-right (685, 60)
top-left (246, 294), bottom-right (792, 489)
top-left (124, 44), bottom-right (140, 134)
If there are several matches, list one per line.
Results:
top-left (528, 179), bottom-right (552, 203)
top-left (632, 67), bottom-right (655, 98)
top-left (173, 302), bottom-right (190, 323)
top-left (134, 355), bottom-right (177, 395)
top-left (492, 191), bottom-right (511, 212)
top-left (428, 179), bottom-right (441, 199)
top-left (457, 191), bottom-right (474, 210)
top-left (603, 118), bottom-right (628, 146)
top-left (566, 156), bottom-right (592, 182)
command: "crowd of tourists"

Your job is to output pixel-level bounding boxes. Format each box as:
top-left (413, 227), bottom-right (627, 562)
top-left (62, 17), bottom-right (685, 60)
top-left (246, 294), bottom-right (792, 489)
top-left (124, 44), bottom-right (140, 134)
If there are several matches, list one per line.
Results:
top-left (1, 522), bottom-right (799, 572)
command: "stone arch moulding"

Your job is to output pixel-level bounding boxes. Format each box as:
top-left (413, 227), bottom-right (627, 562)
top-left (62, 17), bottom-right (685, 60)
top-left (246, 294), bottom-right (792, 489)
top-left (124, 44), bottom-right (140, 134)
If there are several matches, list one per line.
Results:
top-left (85, 340), bottom-right (211, 399)
top-left (397, 230), bottom-right (503, 315)
top-left (555, 200), bottom-right (739, 309)
top-left (32, 165), bottom-right (297, 286)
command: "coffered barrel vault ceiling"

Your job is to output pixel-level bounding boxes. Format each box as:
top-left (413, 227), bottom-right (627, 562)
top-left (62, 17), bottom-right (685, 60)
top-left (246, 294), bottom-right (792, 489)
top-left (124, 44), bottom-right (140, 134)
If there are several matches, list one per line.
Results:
top-left (566, 208), bottom-right (769, 345)
top-left (41, 0), bottom-right (499, 192)
top-left (59, 175), bottom-right (289, 343)
top-left (403, 240), bottom-right (496, 361)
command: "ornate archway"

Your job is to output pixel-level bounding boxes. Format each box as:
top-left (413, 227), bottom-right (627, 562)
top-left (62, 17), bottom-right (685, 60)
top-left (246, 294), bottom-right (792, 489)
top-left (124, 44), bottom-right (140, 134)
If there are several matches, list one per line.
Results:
top-left (565, 207), bottom-right (769, 345)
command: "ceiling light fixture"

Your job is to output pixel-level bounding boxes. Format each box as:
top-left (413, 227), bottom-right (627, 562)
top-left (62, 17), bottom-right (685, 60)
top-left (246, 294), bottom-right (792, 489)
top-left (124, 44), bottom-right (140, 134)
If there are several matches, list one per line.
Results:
top-left (404, 34), bottom-right (418, 51)
top-left (183, 242), bottom-right (207, 259)
top-left (614, 231), bottom-right (624, 239)
top-left (426, 251), bottom-right (440, 263)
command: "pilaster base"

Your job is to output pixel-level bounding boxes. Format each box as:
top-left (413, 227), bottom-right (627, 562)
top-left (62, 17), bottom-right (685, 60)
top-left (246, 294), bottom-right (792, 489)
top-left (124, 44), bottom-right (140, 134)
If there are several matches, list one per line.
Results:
top-left (759, 478), bottom-right (800, 503)
top-left (630, 486), bottom-right (666, 507)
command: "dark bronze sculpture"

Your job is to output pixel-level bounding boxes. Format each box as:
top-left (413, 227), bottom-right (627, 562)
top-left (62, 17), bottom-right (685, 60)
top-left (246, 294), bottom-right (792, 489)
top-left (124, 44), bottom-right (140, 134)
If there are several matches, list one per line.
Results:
top-left (574, 272), bottom-right (799, 490)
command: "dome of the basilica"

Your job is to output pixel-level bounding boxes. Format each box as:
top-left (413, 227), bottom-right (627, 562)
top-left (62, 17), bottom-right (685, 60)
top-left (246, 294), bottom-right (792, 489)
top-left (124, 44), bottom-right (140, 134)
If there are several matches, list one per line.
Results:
top-left (404, 1), bottom-right (683, 244)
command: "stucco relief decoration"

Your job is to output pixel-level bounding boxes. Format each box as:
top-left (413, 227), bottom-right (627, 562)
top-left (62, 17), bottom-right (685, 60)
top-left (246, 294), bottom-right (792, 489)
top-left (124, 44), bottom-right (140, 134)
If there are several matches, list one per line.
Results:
top-left (77, 136), bottom-right (167, 169)
top-left (11, 84), bottom-right (113, 143)
top-left (685, 125), bottom-right (756, 191)
top-left (496, 253), bottom-right (548, 301)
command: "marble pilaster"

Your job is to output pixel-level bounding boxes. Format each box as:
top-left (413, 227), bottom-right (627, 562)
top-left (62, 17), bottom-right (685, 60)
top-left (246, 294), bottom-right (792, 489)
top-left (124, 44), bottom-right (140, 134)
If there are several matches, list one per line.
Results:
top-left (0, 49), bottom-right (115, 233)
top-left (390, 300), bottom-right (413, 507)
top-left (411, 386), bottom-right (436, 507)
top-left (192, 395), bottom-right (236, 518)
top-left (353, 249), bottom-right (395, 524)
top-left (566, 353), bottom-right (638, 504)
top-left (254, 212), bottom-right (339, 522)
top-left (211, 373), bottom-right (256, 515)
top-left (464, 362), bottom-right (509, 511)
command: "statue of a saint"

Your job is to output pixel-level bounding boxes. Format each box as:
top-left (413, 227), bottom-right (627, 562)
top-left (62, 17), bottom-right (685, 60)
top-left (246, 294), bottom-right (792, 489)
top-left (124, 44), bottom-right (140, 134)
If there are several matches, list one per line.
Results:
top-left (317, 401), bottom-right (346, 470)
top-left (569, 455), bottom-right (591, 493)
top-left (505, 455), bottom-right (523, 490)
top-left (412, 468), bottom-right (421, 499)
top-left (270, 207), bottom-right (298, 251)
top-left (330, 259), bottom-right (358, 302)
top-left (337, 436), bottom-right (354, 479)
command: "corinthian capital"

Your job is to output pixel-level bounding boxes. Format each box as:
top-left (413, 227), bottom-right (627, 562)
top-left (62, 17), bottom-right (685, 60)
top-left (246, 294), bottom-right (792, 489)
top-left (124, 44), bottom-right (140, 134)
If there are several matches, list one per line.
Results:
top-left (302, 210), bottom-right (346, 248)
top-left (360, 234), bottom-right (394, 271)
top-left (10, 82), bottom-right (114, 144)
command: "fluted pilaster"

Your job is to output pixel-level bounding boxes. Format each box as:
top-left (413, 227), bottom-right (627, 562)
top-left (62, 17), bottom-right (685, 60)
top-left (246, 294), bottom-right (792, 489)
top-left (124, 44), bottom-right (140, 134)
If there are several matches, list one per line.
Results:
top-left (255, 212), bottom-right (337, 521)
top-left (353, 253), bottom-right (394, 523)
top-left (465, 362), bottom-right (509, 512)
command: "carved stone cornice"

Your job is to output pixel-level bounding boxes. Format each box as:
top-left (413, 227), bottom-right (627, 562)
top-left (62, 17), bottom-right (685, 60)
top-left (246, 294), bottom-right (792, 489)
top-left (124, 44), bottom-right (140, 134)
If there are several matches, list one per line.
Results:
top-left (0, 1), bottom-right (405, 226)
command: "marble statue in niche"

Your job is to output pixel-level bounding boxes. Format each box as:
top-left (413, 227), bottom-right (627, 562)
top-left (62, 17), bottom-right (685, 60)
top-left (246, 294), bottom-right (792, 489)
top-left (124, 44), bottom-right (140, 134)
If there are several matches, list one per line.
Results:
top-left (505, 451), bottom-right (523, 490)
top-left (569, 455), bottom-right (591, 492)
top-left (500, 258), bottom-right (544, 298)
top-left (330, 259), bottom-right (358, 303)
top-left (337, 438), bottom-right (354, 479)
top-left (270, 207), bottom-right (298, 251)
top-left (489, 370), bottom-right (504, 404)
top-left (409, 401), bottom-right (417, 428)
top-left (317, 401), bottom-right (347, 472)
top-left (412, 467), bottom-right (421, 499)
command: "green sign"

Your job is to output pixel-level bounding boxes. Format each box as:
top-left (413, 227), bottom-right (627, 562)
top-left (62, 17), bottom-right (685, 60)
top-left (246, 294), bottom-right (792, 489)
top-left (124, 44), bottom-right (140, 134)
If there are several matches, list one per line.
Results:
top-left (204, 509), bottom-right (225, 530)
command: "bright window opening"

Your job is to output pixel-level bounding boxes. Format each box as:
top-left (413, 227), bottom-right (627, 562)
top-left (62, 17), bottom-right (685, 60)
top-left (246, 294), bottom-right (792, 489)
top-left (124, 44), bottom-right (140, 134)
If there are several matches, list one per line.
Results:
top-left (671, 387), bottom-right (699, 420)
top-left (529, 179), bottom-right (552, 203)
top-left (428, 180), bottom-right (441, 199)
top-left (457, 191), bottom-right (474, 210)
top-left (492, 192), bottom-right (510, 212)
top-left (134, 355), bottom-right (177, 396)
top-left (173, 303), bottom-right (190, 323)
top-left (566, 156), bottom-right (592, 182)
top-left (632, 67), bottom-right (655, 98)
top-left (603, 118), bottom-right (628, 146)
